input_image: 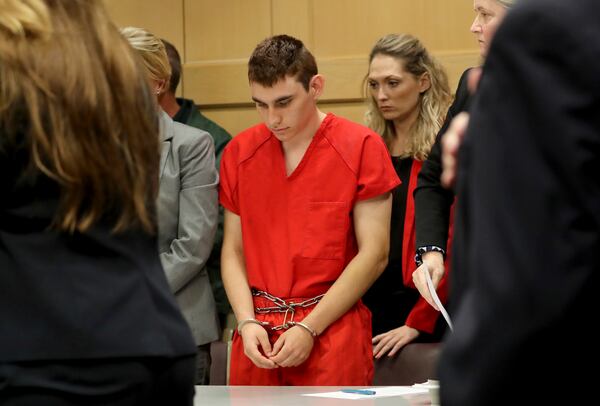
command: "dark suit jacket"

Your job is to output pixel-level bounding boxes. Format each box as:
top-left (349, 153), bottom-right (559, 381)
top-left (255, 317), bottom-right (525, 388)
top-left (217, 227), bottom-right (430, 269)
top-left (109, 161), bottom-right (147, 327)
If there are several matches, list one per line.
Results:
top-left (0, 126), bottom-right (195, 362)
top-left (414, 68), bottom-right (472, 251)
top-left (439, 1), bottom-right (600, 404)
top-left (157, 111), bottom-right (220, 346)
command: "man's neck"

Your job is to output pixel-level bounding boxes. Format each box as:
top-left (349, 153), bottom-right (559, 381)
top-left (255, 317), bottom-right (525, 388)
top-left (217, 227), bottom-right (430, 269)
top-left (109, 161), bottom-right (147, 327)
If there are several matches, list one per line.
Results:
top-left (281, 110), bottom-right (326, 153)
top-left (159, 92), bottom-right (181, 118)
top-left (280, 110), bottom-right (326, 176)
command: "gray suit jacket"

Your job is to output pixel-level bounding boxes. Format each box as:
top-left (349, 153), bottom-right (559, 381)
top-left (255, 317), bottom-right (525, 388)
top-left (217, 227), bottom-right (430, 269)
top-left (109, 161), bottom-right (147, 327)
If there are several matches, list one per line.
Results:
top-left (157, 110), bottom-right (220, 345)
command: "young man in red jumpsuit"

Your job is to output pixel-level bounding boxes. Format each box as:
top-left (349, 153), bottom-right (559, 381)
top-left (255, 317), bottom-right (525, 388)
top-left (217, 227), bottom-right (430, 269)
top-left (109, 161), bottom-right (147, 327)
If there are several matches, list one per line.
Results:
top-left (219, 35), bottom-right (400, 385)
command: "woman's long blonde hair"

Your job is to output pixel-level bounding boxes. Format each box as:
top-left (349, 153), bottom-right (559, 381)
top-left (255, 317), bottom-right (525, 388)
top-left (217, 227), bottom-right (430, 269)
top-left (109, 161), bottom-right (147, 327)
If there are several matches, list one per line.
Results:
top-left (364, 34), bottom-right (452, 160)
top-left (0, 0), bottom-right (159, 233)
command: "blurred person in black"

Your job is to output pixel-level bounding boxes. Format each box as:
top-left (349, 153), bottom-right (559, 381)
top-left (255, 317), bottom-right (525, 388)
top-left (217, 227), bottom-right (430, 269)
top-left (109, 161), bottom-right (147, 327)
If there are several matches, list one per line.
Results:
top-left (438, 0), bottom-right (600, 403)
top-left (0, 0), bottom-right (196, 404)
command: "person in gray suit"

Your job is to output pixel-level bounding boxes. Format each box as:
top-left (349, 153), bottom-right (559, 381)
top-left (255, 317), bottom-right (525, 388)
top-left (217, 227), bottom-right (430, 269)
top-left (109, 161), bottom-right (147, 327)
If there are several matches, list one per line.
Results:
top-left (122, 27), bottom-right (220, 385)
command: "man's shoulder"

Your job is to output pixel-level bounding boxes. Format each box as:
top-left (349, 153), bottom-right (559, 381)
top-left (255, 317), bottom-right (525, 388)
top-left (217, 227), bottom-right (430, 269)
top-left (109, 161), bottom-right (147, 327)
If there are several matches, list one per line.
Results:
top-left (323, 114), bottom-right (379, 144)
top-left (189, 107), bottom-right (233, 142)
top-left (322, 114), bottom-right (387, 173)
top-left (502, 0), bottom-right (598, 38)
top-left (514, 0), bottom-right (595, 18)
top-left (494, 0), bottom-right (600, 79)
top-left (223, 123), bottom-right (272, 164)
top-left (196, 111), bottom-right (231, 133)
top-left (324, 113), bottom-right (383, 148)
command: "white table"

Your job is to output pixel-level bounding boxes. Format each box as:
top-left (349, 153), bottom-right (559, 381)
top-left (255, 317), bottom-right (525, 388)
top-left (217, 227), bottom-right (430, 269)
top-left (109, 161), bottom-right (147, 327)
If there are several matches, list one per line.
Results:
top-left (193, 386), bottom-right (432, 405)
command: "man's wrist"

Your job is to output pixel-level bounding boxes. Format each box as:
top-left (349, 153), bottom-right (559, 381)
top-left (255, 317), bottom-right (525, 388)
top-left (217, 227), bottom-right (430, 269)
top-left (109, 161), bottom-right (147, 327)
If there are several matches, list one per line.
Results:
top-left (290, 321), bottom-right (318, 338)
top-left (415, 245), bottom-right (446, 266)
top-left (236, 318), bottom-right (269, 334)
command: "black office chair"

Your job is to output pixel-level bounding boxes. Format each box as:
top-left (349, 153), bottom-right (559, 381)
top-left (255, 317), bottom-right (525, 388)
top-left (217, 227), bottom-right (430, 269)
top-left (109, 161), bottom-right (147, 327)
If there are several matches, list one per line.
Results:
top-left (209, 340), bottom-right (230, 385)
top-left (373, 342), bottom-right (441, 385)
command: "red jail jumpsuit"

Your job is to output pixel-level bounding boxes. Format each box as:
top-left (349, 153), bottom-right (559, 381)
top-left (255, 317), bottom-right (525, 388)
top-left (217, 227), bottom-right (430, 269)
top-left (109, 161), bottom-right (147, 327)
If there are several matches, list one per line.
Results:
top-left (219, 113), bottom-right (400, 385)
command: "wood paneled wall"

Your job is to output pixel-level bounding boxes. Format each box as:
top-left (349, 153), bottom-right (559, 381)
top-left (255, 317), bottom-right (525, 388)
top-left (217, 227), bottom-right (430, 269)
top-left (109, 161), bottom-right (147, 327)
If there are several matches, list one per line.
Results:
top-left (105, 0), bottom-right (480, 136)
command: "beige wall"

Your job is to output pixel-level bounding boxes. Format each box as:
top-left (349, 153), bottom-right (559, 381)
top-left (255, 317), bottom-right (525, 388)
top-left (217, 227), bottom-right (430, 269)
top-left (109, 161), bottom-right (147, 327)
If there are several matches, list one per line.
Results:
top-left (105, 0), bottom-right (480, 136)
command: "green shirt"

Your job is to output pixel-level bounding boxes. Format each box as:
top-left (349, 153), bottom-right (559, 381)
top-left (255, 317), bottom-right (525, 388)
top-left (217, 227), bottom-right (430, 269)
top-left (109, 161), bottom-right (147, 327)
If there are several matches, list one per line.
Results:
top-left (173, 97), bottom-right (232, 170)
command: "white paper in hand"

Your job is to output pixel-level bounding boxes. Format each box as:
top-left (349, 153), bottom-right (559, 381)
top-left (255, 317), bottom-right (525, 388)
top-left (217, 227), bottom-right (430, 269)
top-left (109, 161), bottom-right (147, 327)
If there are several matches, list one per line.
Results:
top-left (423, 263), bottom-right (453, 331)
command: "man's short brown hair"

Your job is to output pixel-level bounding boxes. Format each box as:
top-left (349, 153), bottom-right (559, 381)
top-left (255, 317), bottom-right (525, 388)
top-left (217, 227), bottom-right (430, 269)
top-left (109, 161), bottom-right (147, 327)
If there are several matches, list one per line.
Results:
top-left (161, 39), bottom-right (181, 94)
top-left (248, 35), bottom-right (317, 91)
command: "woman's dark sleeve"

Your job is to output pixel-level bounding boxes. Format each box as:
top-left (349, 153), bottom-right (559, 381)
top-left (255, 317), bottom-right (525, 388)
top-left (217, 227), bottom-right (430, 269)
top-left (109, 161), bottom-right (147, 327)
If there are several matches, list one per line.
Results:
top-left (414, 69), bottom-right (472, 251)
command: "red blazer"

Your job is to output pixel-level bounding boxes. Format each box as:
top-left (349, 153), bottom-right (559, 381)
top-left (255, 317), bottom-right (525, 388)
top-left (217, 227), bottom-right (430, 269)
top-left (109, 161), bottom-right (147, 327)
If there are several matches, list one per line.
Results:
top-left (402, 160), bottom-right (453, 333)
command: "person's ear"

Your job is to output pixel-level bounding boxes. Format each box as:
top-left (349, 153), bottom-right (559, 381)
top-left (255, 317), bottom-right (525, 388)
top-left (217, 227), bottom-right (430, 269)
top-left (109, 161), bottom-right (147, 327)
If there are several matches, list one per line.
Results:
top-left (155, 79), bottom-right (168, 96)
top-left (419, 72), bottom-right (431, 94)
top-left (309, 74), bottom-right (325, 99)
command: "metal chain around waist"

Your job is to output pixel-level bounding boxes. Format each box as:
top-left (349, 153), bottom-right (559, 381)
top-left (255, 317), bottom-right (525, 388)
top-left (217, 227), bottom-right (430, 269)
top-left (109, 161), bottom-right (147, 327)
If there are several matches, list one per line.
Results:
top-left (252, 289), bottom-right (324, 331)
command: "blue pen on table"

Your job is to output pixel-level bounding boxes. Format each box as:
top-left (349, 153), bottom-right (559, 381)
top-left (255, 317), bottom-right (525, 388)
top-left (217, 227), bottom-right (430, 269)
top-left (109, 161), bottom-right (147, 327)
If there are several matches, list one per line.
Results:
top-left (341, 389), bottom-right (376, 395)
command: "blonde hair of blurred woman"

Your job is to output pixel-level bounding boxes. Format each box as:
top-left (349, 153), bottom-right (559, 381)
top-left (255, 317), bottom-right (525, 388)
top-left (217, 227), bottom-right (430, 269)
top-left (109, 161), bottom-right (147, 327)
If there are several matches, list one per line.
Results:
top-left (364, 33), bottom-right (452, 160)
top-left (0, 0), bottom-right (159, 233)
top-left (120, 26), bottom-right (171, 95)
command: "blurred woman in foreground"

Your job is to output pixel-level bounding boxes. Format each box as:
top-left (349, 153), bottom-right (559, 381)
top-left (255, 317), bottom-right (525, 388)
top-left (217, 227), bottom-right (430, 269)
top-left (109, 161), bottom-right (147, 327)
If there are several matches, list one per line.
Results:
top-left (0, 0), bottom-right (196, 404)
